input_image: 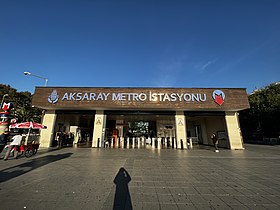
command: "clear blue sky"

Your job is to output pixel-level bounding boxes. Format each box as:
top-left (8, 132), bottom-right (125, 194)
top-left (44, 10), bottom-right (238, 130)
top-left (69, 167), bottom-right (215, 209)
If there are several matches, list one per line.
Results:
top-left (1, 0), bottom-right (279, 94)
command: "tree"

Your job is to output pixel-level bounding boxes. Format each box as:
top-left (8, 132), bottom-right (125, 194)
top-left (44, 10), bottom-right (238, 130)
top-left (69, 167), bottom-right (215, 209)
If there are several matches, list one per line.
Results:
top-left (240, 82), bottom-right (280, 139)
top-left (0, 84), bottom-right (42, 123)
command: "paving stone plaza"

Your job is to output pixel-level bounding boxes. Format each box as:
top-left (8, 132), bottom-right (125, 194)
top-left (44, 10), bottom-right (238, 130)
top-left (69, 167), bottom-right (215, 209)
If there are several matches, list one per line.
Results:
top-left (0, 144), bottom-right (280, 210)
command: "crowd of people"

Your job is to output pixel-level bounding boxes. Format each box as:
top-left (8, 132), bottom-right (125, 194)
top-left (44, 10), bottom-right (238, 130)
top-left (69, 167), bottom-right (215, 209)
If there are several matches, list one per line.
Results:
top-left (56, 131), bottom-right (74, 148)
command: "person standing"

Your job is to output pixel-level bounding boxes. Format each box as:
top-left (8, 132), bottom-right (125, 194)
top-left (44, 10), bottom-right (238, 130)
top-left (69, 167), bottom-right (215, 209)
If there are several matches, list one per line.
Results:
top-left (57, 132), bottom-right (64, 149)
top-left (211, 133), bottom-right (219, 152)
top-left (4, 133), bottom-right (23, 160)
top-left (0, 130), bottom-right (9, 155)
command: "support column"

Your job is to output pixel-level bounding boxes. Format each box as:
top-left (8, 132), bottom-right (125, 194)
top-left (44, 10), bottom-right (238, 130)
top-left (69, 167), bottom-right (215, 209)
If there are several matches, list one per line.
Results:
top-left (92, 110), bottom-right (106, 148)
top-left (225, 111), bottom-right (244, 150)
top-left (40, 110), bottom-right (57, 148)
top-left (175, 111), bottom-right (187, 149)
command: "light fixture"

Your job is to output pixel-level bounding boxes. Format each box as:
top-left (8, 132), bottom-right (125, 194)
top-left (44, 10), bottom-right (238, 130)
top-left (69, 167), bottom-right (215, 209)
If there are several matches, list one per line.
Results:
top-left (23, 71), bottom-right (48, 86)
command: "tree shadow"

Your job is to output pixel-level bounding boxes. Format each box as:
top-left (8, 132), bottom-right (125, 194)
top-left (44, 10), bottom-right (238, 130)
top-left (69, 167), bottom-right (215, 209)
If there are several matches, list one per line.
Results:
top-left (113, 167), bottom-right (133, 210)
top-left (0, 153), bottom-right (73, 183)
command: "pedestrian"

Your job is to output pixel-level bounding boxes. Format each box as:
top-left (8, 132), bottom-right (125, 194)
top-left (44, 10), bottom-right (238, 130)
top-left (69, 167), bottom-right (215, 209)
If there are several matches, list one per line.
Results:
top-left (57, 131), bottom-right (64, 148)
top-left (3, 133), bottom-right (23, 160)
top-left (211, 133), bottom-right (219, 152)
top-left (0, 129), bottom-right (10, 155)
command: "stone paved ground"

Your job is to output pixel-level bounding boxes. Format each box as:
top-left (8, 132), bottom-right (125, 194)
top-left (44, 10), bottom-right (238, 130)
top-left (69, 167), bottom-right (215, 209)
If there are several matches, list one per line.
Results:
top-left (0, 144), bottom-right (280, 210)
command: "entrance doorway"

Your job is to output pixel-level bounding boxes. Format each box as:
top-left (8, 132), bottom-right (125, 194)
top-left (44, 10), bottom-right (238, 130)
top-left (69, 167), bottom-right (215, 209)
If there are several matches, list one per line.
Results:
top-left (186, 111), bottom-right (229, 148)
top-left (53, 110), bottom-right (95, 148)
top-left (104, 111), bottom-right (175, 149)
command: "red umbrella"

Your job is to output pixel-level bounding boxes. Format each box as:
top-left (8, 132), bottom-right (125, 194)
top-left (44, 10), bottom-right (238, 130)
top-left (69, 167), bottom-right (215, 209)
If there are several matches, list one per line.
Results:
top-left (9, 122), bottom-right (47, 129)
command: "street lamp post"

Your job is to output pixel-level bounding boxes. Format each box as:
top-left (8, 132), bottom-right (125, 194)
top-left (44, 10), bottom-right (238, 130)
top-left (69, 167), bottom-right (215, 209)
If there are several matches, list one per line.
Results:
top-left (24, 71), bottom-right (48, 86)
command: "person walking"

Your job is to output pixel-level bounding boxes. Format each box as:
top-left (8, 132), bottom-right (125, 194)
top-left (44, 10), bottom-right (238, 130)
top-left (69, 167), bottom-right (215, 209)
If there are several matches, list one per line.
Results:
top-left (211, 133), bottom-right (219, 152)
top-left (57, 131), bottom-right (64, 149)
top-left (0, 130), bottom-right (10, 155)
top-left (3, 133), bottom-right (23, 160)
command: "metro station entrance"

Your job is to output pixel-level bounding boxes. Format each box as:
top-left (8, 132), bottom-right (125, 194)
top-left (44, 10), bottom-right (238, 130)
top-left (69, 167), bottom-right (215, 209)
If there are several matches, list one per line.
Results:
top-left (104, 111), bottom-right (176, 149)
top-left (186, 112), bottom-right (229, 148)
top-left (35, 87), bottom-right (248, 150)
top-left (51, 110), bottom-right (229, 149)
top-left (105, 120), bottom-right (156, 148)
top-left (52, 110), bottom-right (95, 148)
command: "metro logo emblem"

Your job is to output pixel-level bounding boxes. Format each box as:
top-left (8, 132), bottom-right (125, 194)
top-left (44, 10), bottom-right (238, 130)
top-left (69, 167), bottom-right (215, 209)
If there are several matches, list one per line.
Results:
top-left (2, 102), bottom-right (14, 111)
top-left (212, 90), bottom-right (225, 106)
top-left (48, 90), bottom-right (59, 104)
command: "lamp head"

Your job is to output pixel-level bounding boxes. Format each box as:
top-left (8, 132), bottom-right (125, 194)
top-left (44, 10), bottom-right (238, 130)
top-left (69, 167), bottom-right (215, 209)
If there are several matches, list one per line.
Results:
top-left (24, 71), bottom-right (31, 75)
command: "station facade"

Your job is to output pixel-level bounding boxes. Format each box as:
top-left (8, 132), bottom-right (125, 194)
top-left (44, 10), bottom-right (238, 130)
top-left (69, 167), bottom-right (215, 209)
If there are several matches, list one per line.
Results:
top-left (32, 87), bottom-right (250, 150)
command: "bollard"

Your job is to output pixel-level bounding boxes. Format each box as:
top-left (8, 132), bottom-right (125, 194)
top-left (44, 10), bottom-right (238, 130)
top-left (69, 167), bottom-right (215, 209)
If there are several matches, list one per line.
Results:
top-left (158, 138), bottom-right (161, 149)
top-left (167, 137), bottom-right (170, 148)
top-left (147, 137), bottom-right (151, 147)
top-left (121, 137), bottom-right (124, 149)
top-left (113, 137), bottom-right (116, 148)
top-left (127, 137), bottom-right (130, 149)
top-left (180, 139), bottom-right (183, 150)
top-left (172, 137), bottom-right (174, 149)
top-left (124, 138), bottom-right (127, 149)
top-left (97, 138), bottom-right (100, 148)
top-left (118, 137), bottom-right (121, 148)
top-left (111, 138), bottom-right (114, 148)
top-left (132, 137), bottom-right (135, 148)
top-left (187, 139), bottom-right (190, 149)
top-left (137, 137), bottom-right (140, 148)
top-left (175, 138), bottom-right (178, 149)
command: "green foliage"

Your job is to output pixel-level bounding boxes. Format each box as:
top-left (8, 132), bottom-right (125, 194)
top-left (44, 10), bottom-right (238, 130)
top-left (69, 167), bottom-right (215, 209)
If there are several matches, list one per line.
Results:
top-left (0, 84), bottom-right (42, 123)
top-left (240, 82), bottom-right (280, 138)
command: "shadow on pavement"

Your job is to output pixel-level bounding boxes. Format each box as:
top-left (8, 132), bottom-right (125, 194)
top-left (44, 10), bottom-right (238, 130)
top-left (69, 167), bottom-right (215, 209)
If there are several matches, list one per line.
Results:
top-left (113, 167), bottom-right (133, 210)
top-left (0, 152), bottom-right (73, 183)
top-left (36, 147), bottom-right (66, 155)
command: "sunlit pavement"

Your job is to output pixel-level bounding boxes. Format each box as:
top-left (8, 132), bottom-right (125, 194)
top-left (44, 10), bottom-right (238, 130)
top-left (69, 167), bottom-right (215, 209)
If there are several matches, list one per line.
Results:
top-left (0, 144), bottom-right (280, 210)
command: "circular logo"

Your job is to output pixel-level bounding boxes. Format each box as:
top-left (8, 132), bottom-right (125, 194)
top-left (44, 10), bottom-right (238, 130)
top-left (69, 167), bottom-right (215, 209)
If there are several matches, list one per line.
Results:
top-left (48, 90), bottom-right (59, 104)
top-left (212, 90), bottom-right (225, 106)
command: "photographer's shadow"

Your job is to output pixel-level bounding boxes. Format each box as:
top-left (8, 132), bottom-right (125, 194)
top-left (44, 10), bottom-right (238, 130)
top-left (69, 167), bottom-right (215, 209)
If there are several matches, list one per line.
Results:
top-left (113, 167), bottom-right (132, 210)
